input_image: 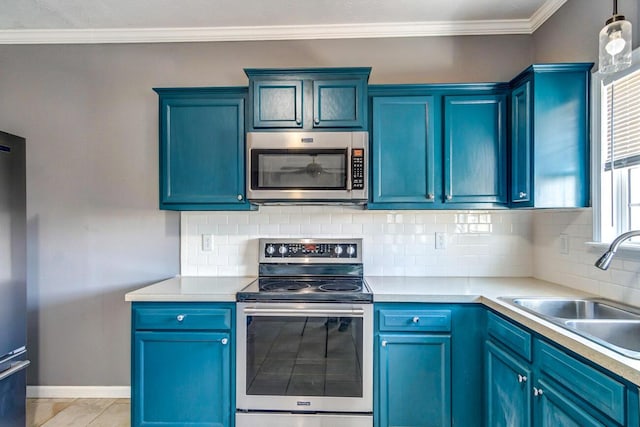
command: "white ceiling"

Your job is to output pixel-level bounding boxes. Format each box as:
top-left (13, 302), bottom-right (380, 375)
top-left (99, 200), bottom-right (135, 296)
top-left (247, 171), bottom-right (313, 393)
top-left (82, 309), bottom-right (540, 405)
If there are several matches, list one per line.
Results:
top-left (0, 0), bottom-right (568, 44)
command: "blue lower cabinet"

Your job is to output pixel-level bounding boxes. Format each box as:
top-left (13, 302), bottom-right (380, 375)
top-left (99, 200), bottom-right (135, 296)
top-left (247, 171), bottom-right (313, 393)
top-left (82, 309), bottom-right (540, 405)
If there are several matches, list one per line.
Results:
top-left (132, 303), bottom-right (234, 427)
top-left (486, 340), bottom-right (532, 427)
top-left (534, 379), bottom-right (604, 427)
top-left (377, 334), bottom-right (451, 427)
top-left (133, 331), bottom-right (231, 427)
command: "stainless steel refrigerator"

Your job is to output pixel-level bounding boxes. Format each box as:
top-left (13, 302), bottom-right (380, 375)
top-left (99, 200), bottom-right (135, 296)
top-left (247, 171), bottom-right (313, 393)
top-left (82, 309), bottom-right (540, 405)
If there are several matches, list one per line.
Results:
top-left (0, 131), bottom-right (29, 427)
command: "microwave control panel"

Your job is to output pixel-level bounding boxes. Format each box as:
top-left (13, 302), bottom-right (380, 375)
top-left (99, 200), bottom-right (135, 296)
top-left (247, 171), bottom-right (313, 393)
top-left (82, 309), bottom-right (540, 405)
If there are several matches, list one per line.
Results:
top-left (351, 149), bottom-right (365, 190)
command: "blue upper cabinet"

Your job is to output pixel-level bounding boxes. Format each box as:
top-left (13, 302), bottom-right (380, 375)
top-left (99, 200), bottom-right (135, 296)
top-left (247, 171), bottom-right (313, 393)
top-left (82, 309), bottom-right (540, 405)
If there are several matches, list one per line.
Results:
top-left (509, 63), bottom-right (593, 208)
top-left (155, 87), bottom-right (254, 211)
top-left (444, 94), bottom-right (508, 205)
top-left (313, 78), bottom-right (366, 128)
top-left (252, 80), bottom-right (303, 128)
top-left (245, 68), bottom-right (371, 131)
top-left (370, 95), bottom-right (438, 207)
top-left (369, 85), bottom-right (508, 209)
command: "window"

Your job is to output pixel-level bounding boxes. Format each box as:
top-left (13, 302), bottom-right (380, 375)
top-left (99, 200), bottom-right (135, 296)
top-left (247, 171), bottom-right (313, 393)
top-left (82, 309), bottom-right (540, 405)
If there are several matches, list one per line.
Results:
top-left (595, 48), bottom-right (640, 244)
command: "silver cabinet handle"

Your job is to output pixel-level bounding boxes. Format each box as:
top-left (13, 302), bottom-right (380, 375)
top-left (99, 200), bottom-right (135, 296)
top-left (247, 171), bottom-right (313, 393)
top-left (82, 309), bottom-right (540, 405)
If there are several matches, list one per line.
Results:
top-left (412, 316), bottom-right (420, 323)
top-left (519, 192), bottom-right (527, 198)
top-left (426, 193), bottom-right (434, 200)
top-left (533, 387), bottom-right (543, 396)
top-left (176, 314), bottom-right (185, 322)
top-left (517, 374), bottom-right (527, 383)
top-left (381, 340), bottom-right (387, 347)
top-left (220, 338), bottom-right (228, 345)
top-left (0, 360), bottom-right (30, 382)
top-left (237, 194), bottom-right (243, 201)
top-left (446, 195), bottom-right (452, 201)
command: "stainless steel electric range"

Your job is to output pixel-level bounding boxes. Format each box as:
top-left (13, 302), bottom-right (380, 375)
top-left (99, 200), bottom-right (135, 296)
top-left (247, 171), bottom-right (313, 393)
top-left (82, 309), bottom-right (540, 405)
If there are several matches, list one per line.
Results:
top-left (236, 238), bottom-right (373, 427)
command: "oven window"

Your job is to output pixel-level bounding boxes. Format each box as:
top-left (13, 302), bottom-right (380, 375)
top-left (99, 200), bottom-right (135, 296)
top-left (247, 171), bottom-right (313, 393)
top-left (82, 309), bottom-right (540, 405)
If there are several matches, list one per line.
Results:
top-left (252, 149), bottom-right (347, 190)
top-left (245, 315), bottom-right (363, 397)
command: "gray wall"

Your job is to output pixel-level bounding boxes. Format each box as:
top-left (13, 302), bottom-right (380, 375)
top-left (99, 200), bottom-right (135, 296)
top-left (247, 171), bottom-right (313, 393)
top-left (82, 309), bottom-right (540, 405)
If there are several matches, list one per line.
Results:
top-left (0, 36), bottom-right (532, 386)
top-left (533, 0), bottom-right (639, 63)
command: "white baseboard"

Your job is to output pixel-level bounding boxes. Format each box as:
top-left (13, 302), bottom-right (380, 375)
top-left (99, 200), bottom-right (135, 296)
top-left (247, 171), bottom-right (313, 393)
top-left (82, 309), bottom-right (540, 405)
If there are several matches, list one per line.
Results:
top-left (27, 386), bottom-right (130, 399)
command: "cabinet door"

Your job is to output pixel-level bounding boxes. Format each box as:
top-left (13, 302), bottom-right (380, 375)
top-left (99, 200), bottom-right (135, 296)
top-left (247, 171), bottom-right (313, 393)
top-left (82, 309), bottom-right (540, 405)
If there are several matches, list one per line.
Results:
top-left (534, 379), bottom-right (608, 427)
top-left (486, 341), bottom-right (532, 427)
top-left (510, 80), bottom-right (533, 206)
top-left (133, 331), bottom-right (231, 427)
top-left (444, 95), bottom-right (507, 204)
top-left (371, 96), bottom-right (437, 206)
top-left (160, 97), bottom-right (250, 210)
top-left (313, 79), bottom-right (366, 128)
top-left (252, 80), bottom-right (303, 128)
top-left (378, 334), bottom-right (451, 427)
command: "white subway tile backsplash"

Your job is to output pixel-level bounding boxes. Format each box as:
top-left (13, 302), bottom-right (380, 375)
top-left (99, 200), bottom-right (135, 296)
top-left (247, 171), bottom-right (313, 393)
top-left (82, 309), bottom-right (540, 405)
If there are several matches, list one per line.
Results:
top-left (533, 208), bottom-right (640, 305)
top-left (181, 208), bottom-right (535, 277)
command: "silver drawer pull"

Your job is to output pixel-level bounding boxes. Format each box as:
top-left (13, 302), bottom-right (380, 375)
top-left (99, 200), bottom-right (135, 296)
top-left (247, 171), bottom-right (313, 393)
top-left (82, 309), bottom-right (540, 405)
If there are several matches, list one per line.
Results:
top-left (381, 340), bottom-right (387, 347)
top-left (412, 316), bottom-right (420, 323)
top-left (517, 374), bottom-right (527, 383)
top-left (533, 387), bottom-right (543, 396)
top-left (220, 338), bottom-right (228, 345)
top-left (519, 192), bottom-right (527, 198)
top-left (176, 314), bottom-right (185, 322)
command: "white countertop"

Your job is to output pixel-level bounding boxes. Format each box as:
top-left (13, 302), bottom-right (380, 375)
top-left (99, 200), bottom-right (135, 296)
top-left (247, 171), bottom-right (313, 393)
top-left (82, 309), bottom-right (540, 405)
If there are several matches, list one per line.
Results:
top-left (125, 275), bottom-right (640, 386)
top-left (124, 276), bottom-right (255, 302)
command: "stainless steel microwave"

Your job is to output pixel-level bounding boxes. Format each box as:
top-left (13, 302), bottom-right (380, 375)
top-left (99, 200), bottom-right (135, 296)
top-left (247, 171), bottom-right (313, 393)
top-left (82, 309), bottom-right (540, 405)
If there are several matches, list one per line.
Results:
top-left (246, 131), bottom-right (368, 204)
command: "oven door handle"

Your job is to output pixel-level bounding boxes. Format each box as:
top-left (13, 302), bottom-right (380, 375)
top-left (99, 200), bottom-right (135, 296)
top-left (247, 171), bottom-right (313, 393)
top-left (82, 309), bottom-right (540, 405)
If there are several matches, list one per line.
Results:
top-left (242, 307), bottom-right (365, 316)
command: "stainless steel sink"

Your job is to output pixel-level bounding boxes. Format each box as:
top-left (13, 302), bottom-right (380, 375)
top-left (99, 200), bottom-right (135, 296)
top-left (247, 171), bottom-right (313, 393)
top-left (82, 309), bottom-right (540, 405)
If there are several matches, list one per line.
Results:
top-left (500, 297), bottom-right (640, 359)
top-left (563, 320), bottom-right (640, 358)
top-left (510, 298), bottom-right (640, 320)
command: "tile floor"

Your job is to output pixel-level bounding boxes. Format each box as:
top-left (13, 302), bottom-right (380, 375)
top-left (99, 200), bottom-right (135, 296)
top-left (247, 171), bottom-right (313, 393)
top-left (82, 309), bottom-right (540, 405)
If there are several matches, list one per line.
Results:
top-left (27, 398), bottom-right (130, 427)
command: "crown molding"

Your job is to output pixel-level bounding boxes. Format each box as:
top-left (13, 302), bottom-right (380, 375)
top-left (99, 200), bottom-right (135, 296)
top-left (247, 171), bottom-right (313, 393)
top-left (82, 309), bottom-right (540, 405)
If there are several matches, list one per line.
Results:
top-left (529, 0), bottom-right (568, 32)
top-left (0, 0), bottom-right (568, 45)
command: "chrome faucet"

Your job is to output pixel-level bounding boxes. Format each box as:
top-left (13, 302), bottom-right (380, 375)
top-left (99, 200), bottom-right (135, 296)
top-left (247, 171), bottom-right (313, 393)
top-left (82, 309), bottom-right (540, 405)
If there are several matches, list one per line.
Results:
top-left (595, 230), bottom-right (640, 270)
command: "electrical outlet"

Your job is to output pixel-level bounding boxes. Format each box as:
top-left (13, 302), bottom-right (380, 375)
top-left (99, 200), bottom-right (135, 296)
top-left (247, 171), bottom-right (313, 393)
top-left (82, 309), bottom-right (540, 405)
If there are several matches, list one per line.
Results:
top-left (559, 234), bottom-right (569, 254)
top-left (202, 234), bottom-right (213, 252)
top-left (435, 232), bottom-right (447, 250)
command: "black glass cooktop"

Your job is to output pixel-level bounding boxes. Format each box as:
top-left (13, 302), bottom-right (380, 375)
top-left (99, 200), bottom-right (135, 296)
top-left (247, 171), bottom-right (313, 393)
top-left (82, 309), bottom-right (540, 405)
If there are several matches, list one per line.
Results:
top-left (237, 277), bottom-right (372, 303)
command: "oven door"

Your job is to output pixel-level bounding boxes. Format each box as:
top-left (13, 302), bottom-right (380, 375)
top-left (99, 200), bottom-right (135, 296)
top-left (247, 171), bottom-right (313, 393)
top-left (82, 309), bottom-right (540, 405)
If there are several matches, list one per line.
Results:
top-left (236, 302), bottom-right (373, 413)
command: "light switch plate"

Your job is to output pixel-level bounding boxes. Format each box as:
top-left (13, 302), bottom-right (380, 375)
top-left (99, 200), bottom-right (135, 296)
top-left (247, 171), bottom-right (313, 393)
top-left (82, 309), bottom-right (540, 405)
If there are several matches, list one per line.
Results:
top-left (559, 234), bottom-right (569, 254)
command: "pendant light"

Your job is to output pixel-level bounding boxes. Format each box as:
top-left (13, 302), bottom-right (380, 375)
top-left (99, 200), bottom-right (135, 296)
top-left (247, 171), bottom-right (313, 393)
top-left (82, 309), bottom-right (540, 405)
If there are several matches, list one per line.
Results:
top-left (599, 0), bottom-right (633, 74)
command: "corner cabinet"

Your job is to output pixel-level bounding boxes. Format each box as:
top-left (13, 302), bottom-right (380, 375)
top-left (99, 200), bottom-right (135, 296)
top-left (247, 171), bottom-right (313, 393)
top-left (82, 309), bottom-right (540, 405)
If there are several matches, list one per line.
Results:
top-left (131, 303), bottom-right (235, 427)
top-left (509, 63), bottom-right (593, 208)
top-left (244, 68), bottom-right (371, 130)
top-left (368, 85), bottom-right (508, 209)
top-left (155, 87), bottom-right (254, 211)
top-left (374, 303), bottom-right (484, 427)
top-left (486, 311), bottom-right (637, 427)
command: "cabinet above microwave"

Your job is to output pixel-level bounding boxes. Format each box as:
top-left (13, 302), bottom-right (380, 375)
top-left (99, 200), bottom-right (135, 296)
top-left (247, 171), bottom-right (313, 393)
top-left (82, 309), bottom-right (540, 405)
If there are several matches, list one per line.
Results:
top-left (244, 68), bottom-right (371, 131)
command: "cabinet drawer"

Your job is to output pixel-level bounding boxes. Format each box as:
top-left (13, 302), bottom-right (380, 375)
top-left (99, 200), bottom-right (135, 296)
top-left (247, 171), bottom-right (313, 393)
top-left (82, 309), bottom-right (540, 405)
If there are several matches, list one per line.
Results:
top-left (134, 307), bottom-right (231, 331)
top-left (379, 309), bottom-right (451, 332)
top-left (487, 312), bottom-right (532, 361)
top-left (536, 340), bottom-right (625, 424)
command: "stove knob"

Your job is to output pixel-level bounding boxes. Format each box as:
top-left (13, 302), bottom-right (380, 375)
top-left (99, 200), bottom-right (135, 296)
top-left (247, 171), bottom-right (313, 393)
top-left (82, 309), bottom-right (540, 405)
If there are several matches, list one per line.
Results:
top-left (278, 245), bottom-right (288, 255)
top-left (334, 245), bottom-right (343, 255)
top-left (346, 245), bottom-right (356, 256)
top-left (266, 245), bottom-right (276, 255)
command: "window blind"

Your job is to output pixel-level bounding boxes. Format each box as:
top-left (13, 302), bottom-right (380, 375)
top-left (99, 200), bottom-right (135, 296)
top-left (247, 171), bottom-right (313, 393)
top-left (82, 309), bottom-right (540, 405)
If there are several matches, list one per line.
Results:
top-left (604, 69), bottom-right (640, 170)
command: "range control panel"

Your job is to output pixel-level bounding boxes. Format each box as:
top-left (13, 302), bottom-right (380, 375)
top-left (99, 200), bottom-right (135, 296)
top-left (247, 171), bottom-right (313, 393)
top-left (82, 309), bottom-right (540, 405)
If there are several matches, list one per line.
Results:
top-left (259, 239), bottom-right (361, 262)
